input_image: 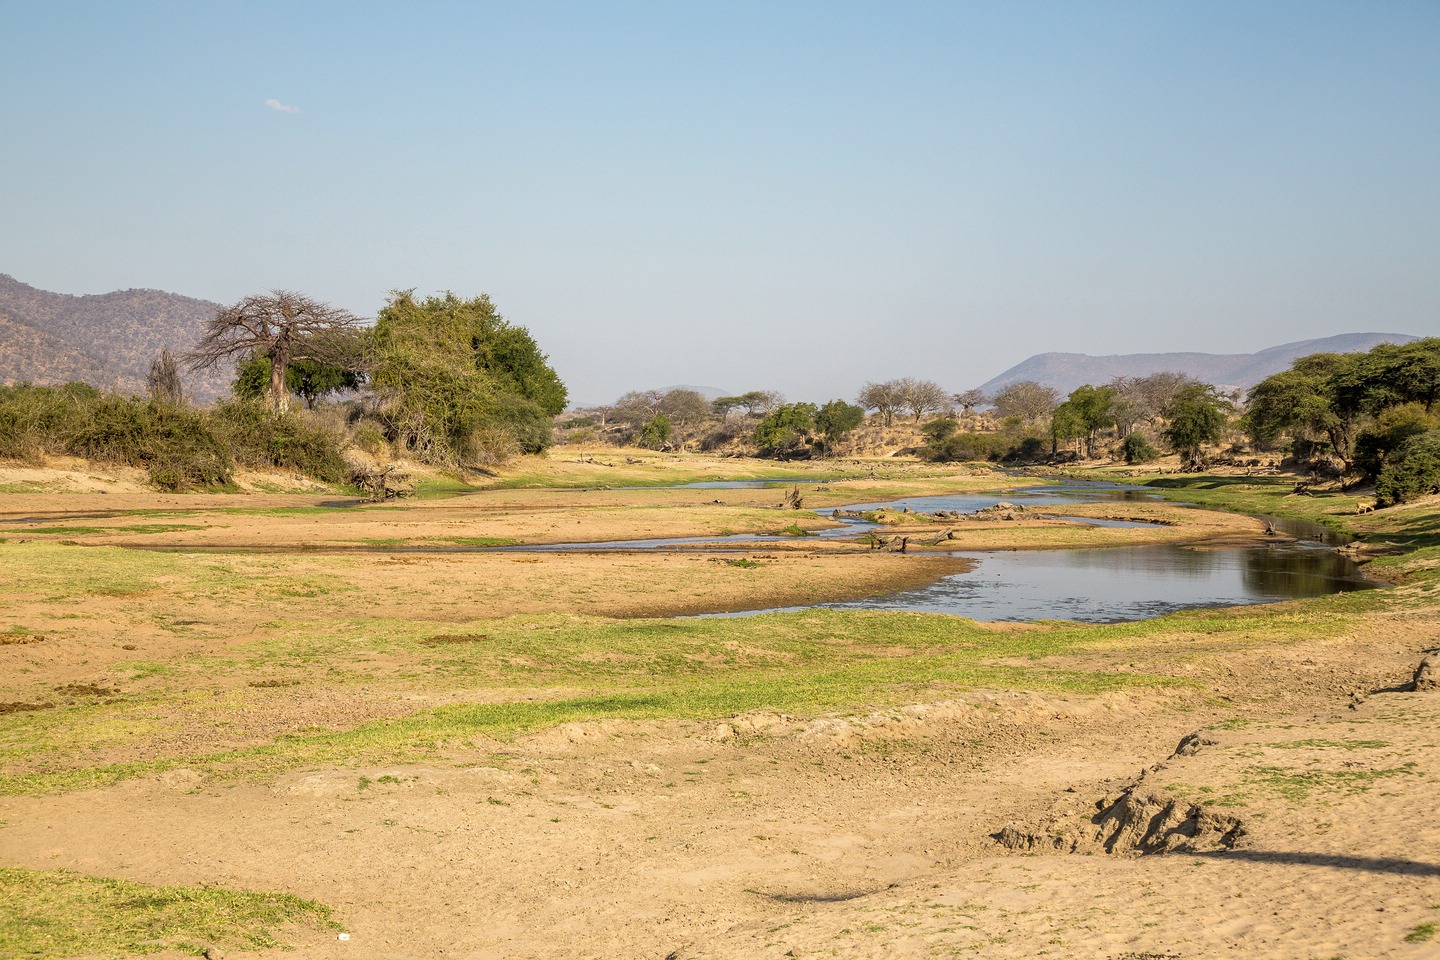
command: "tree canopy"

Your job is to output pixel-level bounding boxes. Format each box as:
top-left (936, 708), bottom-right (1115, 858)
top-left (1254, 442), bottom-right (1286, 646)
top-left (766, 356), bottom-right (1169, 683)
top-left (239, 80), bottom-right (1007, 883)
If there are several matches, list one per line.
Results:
top-left (991, 380), bottom-right (1059, 424)
top-left (186, 290), bottom-right (363, 411)
top-left (1051, 384), bottom-right (1117, 458)
top-left (1243, 339), bottom-right (1440, 475)
top-left (368, 291), bottom-right (566, 464)
top-left (1163, 383), bottom-right (1231, 470)
top-left (857, 381), bottom-right (904, 427)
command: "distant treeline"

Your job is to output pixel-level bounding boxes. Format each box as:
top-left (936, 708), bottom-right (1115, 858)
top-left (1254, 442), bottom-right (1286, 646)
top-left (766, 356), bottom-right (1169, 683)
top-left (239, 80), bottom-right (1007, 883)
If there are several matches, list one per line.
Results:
top-left (574, 338), bottom-right (1440, 505)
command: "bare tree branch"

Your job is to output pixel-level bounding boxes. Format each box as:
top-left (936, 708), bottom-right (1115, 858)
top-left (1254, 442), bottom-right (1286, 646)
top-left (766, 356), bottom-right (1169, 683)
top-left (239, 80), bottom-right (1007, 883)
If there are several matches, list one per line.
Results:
top-left (185, 290), bottom-right (363, 409)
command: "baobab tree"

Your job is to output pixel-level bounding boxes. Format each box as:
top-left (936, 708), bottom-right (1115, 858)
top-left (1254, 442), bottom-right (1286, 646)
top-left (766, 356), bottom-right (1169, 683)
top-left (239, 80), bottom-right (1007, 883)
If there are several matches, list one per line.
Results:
top-left (186, 290), bottom-right (363, 410)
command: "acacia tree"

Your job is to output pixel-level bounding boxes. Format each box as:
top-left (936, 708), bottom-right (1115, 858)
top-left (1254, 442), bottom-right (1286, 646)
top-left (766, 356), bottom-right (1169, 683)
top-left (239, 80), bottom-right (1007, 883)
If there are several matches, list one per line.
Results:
top-left (1053, 384), bottom-right (1117, 458)
top-left (857, 381), bottom-right (904, 427)
top-left (1164, 384), bottom-right (1231, 471)
top-left (186, 290), bottom-right (363, 411)
top-left (898, 377), bottom-right (950, 422)
top-left (1243, 353), bottom-right (1364, 468)
top-left (953, 388), bottom-right (988, 416)
top-left (991, 380), bottom-right (1059, 424)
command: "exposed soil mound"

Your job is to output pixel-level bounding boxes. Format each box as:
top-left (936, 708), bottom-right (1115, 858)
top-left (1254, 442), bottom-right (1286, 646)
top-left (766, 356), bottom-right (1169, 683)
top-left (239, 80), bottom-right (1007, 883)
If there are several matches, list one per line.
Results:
top-left (1413, 654), bottom-right (1438, 691)
top-left (993, 784), bottom-right (1246, 857)
top-left (1170, 730), bottom-right (1217, 757)
top-left (0, 701), bottom-right (54, 716)
top-left (1092, 787), bottom-right (1246, 854)
top-left (994, 731), bottom-right (1245, 857)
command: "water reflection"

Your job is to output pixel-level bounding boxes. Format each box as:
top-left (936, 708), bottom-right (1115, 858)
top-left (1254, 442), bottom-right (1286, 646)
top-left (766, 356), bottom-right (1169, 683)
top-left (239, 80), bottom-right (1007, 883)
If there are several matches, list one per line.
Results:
top-left (814, 540), bottom-right (1374, 623)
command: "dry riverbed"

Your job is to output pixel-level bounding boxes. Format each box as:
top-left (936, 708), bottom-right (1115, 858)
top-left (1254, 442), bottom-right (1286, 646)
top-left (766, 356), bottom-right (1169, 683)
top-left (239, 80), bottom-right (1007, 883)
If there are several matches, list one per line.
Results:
top-left (2, 456), bottom-right (1438, 959)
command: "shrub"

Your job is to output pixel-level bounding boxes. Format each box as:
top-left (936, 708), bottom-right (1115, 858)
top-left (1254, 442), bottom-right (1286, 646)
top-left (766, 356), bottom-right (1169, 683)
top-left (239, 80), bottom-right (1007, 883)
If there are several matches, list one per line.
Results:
top-left (1376, 430), bottom-right (1440, 507)
top-left (923, 430), bottom-right (1003, 462)
top-left (0, 383), bottom-right (99, 461)
top-left (211, 400), bottom-right (350, 483)
top-left (1354, 403), bottom-right (1440, 480)
top-left (638, 414), bottom-right (672, 449)
top-left (1121, 434), bottom-right (1160, 464)
top-left (463, 424), bottom-right (522, 467)
top-left (66, 396), bottom-right (232, 490)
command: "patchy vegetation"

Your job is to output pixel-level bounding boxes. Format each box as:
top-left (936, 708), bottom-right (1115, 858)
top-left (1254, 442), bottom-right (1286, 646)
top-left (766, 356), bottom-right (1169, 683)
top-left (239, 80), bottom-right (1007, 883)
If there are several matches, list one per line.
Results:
top-left (0, 867), bottom-right (337, 958)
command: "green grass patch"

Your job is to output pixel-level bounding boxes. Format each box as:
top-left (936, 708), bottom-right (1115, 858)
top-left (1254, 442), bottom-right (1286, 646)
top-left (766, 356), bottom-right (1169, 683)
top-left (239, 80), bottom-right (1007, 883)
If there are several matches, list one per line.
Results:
top-left (410, 476), bottom-right (482, 498)
top-left (1245, 762), bottom-right (1419, 802)
top-left (773, 523), bottom-right (814, 537)
top-left (1405, 922), bottom-right (1437, 943)
top-left (440, 536), bottom-right (520, 547)
top-left (0, 866), bottom-right (337, 958)
top-left (2, 524), bottom-right (209, 536)
top-left (1265, 738), bottom-right (1390, 751)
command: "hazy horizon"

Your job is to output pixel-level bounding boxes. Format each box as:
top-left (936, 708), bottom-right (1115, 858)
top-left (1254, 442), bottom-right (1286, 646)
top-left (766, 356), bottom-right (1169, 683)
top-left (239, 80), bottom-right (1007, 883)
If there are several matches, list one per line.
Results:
top-left (3, 2), bottom-right (1436, 404)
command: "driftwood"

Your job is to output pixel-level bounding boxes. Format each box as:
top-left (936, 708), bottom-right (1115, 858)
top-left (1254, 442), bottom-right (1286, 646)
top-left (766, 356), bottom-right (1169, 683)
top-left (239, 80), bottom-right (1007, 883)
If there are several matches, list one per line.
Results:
top-left (782, 486), bottom-right (805, 510)
top-left (354, 465), bottom-right (414, 502)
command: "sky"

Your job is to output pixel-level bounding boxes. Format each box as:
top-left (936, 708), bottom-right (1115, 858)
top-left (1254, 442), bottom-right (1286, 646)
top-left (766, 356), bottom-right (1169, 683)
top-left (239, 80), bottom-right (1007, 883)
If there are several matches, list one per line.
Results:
top-left (2, 1), bottom-right (1437, 406)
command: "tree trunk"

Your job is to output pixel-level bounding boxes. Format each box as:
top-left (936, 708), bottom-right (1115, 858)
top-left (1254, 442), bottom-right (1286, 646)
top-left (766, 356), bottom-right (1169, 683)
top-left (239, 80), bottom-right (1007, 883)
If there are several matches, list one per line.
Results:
top-left (269, 356), bottom-right (289, 411)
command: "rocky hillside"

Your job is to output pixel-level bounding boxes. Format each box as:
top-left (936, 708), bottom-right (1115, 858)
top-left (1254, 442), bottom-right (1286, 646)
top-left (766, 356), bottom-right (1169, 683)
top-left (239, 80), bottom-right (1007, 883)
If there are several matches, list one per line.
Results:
top-left (0, 274), bottom-right (231, 401)
top-left (977, 332), bottom-right (1420, 397)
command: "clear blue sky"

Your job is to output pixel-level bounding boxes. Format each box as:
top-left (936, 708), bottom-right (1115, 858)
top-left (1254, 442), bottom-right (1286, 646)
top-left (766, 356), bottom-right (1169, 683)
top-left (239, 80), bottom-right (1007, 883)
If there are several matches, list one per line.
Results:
top-left (3, 1), bottom-right (1437, 405)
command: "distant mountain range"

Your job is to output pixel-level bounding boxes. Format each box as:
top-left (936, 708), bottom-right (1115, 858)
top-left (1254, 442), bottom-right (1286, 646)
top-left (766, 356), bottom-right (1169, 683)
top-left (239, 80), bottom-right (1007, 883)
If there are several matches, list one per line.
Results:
top-left (975, 332), bottom-right (1421, 398)
top-left (0, 273), bottom-right (230, 401)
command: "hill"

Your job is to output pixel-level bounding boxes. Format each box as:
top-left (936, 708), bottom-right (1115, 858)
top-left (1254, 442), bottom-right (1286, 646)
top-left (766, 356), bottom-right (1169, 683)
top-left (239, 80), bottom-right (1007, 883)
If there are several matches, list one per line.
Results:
top-left (0, 274), bottom-right (231, 401)
top-left (976, 332), bottom-right (1420, 397)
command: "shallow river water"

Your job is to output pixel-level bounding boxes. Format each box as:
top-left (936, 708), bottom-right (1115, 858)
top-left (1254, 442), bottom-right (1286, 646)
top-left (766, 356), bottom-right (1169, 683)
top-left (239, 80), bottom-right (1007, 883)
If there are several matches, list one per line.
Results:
top-left (562, 480), bottom-right (1379, 623)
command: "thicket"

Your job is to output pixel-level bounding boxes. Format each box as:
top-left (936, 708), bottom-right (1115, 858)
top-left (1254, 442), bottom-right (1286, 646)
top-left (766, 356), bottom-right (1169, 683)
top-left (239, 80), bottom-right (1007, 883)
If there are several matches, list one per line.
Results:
top-left (0, 384), bottom-right (348, 490)
top-left (919, 418), bottom-right (1046, 463)
top-left (1375, 430), bottom-right (1440, 507)
top-left (368, 291), bottom-right (566, 467)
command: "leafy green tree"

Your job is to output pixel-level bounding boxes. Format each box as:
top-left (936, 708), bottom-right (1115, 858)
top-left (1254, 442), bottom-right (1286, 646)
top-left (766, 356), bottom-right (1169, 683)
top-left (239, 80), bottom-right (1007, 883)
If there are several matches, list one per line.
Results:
top-left (1054, 384), bottom-right (1117, 458)
top-left (1050, 401), bottom-right (1085, 455)
top-left (1376, 429), bottom-right (1440, 506)
top-left (235, 355), bottom-right (362, 410)
top-left (1243, 353), bottom-right (1363, 469)
top-left (753, 402), bottom-right (818, 453)
top-left (368, 290), bottom-right (566, 463)
top-left (637, 413), bottom-right (671, 449)
top-left (1164, 384), bottom-right (1231, 470)
top-left (814, 399), bottom-right (865, 451)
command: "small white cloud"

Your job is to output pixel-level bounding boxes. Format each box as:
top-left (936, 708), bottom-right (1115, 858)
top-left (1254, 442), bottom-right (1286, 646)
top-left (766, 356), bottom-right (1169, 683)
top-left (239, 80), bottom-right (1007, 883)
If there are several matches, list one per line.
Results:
top-left (265, 98), bottom-right (299, 115)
